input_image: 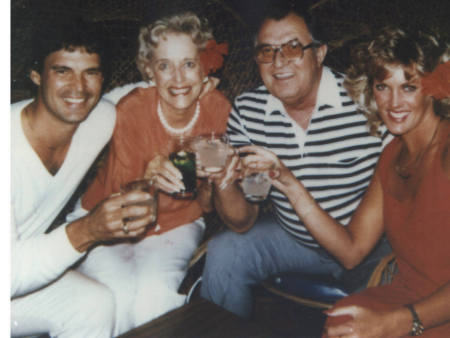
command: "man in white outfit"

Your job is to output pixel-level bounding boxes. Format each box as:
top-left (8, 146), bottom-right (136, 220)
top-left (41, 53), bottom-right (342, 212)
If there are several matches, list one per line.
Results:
top-left (11, 20), bottom-right (155, 337)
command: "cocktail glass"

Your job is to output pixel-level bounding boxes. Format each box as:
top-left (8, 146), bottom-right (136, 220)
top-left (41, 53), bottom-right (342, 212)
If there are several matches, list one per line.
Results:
top-left (241, 171), bottom-right (271, 202)
top-left (191, 133), bottom-right (230, 174)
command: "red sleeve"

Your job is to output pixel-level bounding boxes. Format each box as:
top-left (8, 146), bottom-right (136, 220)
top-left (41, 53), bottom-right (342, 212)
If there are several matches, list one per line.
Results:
top-left (82, 89), bottom-right (150, 210)
top-left (200, 89), bottom-right (231, 134)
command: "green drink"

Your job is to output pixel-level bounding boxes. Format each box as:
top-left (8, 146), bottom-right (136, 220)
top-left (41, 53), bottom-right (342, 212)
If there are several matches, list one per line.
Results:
top-left (169, 150), bottom-right (197, 199)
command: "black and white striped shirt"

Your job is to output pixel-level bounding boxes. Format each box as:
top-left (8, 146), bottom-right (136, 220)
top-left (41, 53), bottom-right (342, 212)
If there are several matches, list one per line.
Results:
top-left (227, 67), bottom-right (391, 247)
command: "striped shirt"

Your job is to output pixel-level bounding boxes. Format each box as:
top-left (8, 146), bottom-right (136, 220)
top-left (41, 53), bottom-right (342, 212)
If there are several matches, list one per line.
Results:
top-left (227, 67), bottom-right (391, 247)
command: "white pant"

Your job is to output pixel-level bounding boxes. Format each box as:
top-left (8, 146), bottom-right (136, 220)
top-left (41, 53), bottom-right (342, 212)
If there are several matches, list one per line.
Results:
top-left (77, 218), bottom-right (205, 336)
top-left (11, 270), bottom-right (115, 338)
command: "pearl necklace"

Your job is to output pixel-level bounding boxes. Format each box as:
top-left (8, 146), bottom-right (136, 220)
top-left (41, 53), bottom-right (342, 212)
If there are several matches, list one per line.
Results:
top-left (157, 100), bottom-right (200, 136)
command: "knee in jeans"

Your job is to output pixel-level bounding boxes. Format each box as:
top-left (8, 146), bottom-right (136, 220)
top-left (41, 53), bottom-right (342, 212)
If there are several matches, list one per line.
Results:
top-left (206, 232), bottom-right (237, 263)
top-left (204, 236), bottom-right (230, 274)
top-left (204, 232), bottom-right (250, 281)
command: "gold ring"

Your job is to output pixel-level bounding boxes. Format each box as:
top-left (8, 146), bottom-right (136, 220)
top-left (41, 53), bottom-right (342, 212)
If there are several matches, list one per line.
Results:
top-left (122, 221), bottom-right (129, 234)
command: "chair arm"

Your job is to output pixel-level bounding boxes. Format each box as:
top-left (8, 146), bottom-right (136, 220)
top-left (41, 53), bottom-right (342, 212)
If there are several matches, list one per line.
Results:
top-left (188, 241), bottom-right (209, 269)
top-left (366, 252), bottom-right (397, 288)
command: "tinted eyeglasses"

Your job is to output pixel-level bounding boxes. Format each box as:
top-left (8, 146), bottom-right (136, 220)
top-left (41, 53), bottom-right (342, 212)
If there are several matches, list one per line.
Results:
top-left (254, 39), bottom-right (320, 64)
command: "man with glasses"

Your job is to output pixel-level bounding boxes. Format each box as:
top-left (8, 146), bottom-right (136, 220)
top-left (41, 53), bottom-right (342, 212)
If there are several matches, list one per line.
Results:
top-left (201, 2), bottom-right (392, 319)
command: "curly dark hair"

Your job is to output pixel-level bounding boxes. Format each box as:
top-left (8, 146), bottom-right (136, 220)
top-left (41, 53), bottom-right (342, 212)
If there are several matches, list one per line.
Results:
top-left (29, 17), bottom-right (110, 86)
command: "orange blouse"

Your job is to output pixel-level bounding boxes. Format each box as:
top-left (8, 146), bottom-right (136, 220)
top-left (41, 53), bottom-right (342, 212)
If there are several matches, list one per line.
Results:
top-left (82, 87), bottom-right (230, 236)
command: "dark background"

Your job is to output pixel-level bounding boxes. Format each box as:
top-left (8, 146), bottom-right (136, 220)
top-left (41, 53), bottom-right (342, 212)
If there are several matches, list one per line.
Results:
top-left (9, 1), bottom-right (450, 335)
top-left (11, 0), bottom-right (450, 102)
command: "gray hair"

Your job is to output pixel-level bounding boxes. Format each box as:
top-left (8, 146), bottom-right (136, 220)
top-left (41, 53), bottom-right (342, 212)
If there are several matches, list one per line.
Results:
top-left (137, 12), bottom-right (213, 80)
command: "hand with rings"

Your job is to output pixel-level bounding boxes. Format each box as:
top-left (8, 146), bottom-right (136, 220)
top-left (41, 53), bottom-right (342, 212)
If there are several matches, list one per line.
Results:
top-left (121, 219), bottom-right (130, 234)
top-left (82, 189), bottom-right (155, 242)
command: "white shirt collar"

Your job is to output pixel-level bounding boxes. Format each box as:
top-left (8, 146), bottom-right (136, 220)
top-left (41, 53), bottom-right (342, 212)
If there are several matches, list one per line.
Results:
top-left (314, 66), bottom-right (342, 111)
top-left (266, 92), bottom-right (285, 115)
top-left (263, 66), bottom-right (342, 156)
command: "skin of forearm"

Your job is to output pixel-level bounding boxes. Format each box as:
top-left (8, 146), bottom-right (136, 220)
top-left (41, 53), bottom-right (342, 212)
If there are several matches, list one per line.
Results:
top-left (213, 182), bottom-right (258, 232)
top-left (196, 180), bottom-right (214, 213)
top-left (377, 306), bottom-right (416, 337)
top-left (65, 216), bottom-right (96, 253)
top-left (281, 177), bottom-right (363, 268)
top-left (414, 283), bottom-right (450, 331)
top-left (373, 283), bottom-right (450, 336)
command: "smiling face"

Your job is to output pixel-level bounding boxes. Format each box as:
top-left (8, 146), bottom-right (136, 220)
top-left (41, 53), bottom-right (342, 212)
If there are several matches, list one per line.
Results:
top-left (31, 47), bottom-right (103, 124)
top-left (372, 64), bottom-right (434, 136)
top-left (146, 33), bottom-right (205, 116)
top-left (256, 13), bottom-right (327, 109)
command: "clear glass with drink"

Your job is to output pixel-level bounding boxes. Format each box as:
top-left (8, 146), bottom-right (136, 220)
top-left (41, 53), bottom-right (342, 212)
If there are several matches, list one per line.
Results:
top-left (191, 133), bottom-right (230, 174)
top-left (237, 147), bottom-right (272, 202)
top-left (169, 137), bottom-right (197, 199)
top-left (241, 170), bottom-right (272, 202)
top-left (120, 179), bottom-right (158, 225)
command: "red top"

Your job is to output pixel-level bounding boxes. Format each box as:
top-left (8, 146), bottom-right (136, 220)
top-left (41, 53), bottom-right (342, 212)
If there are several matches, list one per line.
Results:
top-left (326, 122), bottom-right (450, 337)
top-left (82, 87), bottom-right (230, 236)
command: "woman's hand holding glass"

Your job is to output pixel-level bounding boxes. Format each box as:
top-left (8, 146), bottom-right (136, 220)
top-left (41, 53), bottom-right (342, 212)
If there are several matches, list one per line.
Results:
top-left (190, 140), bottom-right (296, 201)
top-left (235, 146), bottom-right (274, 202)
top-left (144, 154), bottom-right (185, 194)
top-left (237, 145), bottom-right (297, 197)
top-left (217, 152), bottom-right (241, 190)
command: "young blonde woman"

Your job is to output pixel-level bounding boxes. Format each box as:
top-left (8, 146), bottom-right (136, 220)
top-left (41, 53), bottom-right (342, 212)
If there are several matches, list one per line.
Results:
top-left (78, 12), bottom-right (230, 335)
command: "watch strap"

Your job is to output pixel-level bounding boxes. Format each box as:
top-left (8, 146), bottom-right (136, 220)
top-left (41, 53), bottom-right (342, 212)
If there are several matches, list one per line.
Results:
top-left (405, 304), bottom-right (424, 336)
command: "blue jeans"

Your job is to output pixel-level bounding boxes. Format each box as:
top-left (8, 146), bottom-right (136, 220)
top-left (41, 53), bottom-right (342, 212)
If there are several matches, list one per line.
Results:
top-left (200, 213), bottom-right (391, 319)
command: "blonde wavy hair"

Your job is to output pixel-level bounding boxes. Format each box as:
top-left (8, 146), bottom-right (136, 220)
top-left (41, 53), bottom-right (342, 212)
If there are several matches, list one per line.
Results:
top-left (136, 12), bottom-right (213, 81)
top-left (344, 27), bottom-right (450, 136)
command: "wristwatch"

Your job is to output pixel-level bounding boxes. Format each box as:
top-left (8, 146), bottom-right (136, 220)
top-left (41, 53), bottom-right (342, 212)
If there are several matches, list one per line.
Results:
top-left (405, 304), bottom-right (424, 336)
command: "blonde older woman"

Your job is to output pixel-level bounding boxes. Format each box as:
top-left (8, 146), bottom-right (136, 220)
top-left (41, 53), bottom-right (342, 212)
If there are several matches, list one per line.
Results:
top-left (78, 12), bottom-right (230, 335)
